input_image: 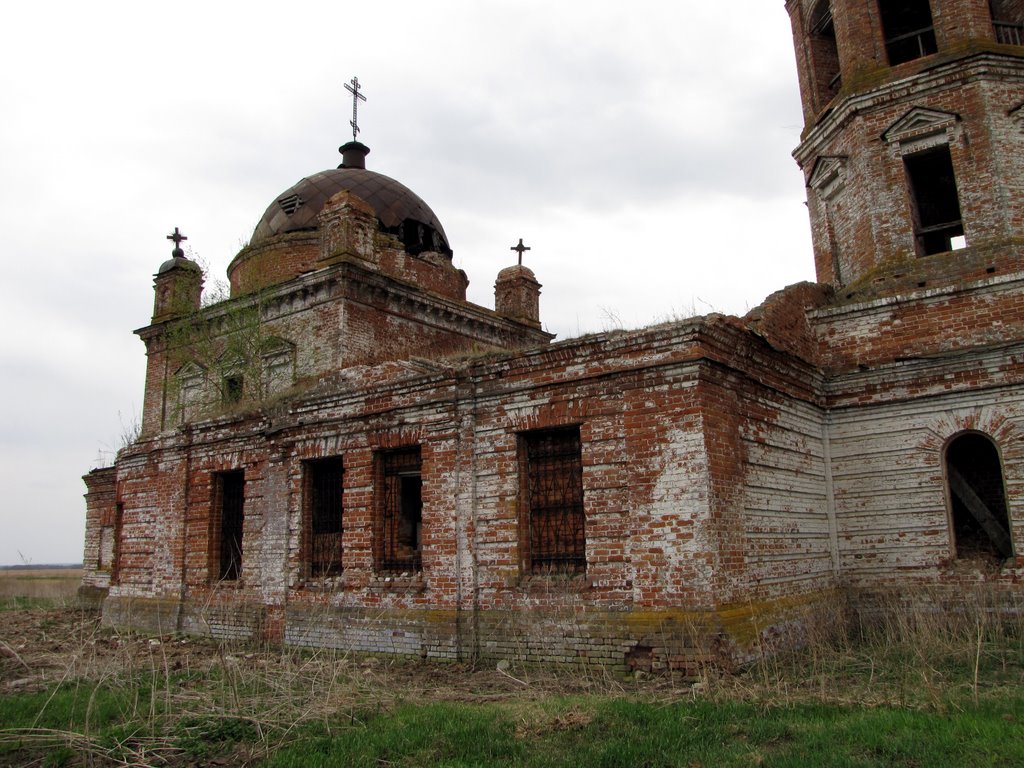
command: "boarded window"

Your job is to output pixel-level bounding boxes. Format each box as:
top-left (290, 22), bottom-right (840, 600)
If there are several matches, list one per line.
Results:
top-left (946, 433), bottom-right (1013, 561)
top-left (376, 447), bottom-right (422, 572)
top-left (879, 1), bottom-right (937, 64)
top-left (904, 145), bottom-right (964, 256)
top-left (213, 470), bottom-right (245, 581)
top-left (521, 427), bottom-right (586, 573)
top-left (306, 457), bottom-right (344, 577)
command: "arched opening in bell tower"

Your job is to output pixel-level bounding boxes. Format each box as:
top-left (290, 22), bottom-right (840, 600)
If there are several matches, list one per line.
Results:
top-left (879, 1), bottom-right (938, 64)
top-left (808, 0), bottom-right (842, 109)
top-left (903, 145), bottom-right (964, 256)
top-left (990, 0), bottom-right (1024, 44)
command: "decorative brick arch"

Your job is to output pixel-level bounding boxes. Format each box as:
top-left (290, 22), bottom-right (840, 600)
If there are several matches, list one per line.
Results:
top-left (922, 410), bottom-right (1020, 561)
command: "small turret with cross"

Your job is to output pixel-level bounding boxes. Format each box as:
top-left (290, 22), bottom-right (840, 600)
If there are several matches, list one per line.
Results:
top-left (153, 226), bottom-right (202, 321)
top-left (495, 238), bottom-right (542, 328)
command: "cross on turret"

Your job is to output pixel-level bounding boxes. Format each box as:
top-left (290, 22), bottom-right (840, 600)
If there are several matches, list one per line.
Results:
top-left (345, 76), bottom-right (367, 141)
top-left (166, 227), bottom-right (187, 258)
top-left (511, 238), bottom-right (531, 266)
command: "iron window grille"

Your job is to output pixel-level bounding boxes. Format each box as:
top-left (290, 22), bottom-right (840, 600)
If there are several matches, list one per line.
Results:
top-left (306, 457), bottom-right (344, 577)
top-left (521, 427), bottom-right (586, 573)
top-left (376, 447), bottom-right (423, 572)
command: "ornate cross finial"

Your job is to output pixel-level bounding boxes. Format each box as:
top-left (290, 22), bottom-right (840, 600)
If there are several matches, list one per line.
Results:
top-left (166, 227), bottom-right (187, 257)
top-left (511, 238), bottom-right (531, 266)
top-left (344, 76), bottom-right (367, 141)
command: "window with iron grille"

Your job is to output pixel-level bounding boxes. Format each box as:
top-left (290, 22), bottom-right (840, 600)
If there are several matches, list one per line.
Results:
top-left (520, 427), bottom-right (585, 573)
top-left (375, 447), bottom-right (422, 572)
top-left (213, 470), bottom-right (245, 581)
top-left (305, 457), bottom-right (344, 577)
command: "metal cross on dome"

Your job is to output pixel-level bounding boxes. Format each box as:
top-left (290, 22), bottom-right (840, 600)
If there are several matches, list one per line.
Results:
top-left (511, 238), bottom-right (531, 266)
top-left (166, 227), bottom-right (187, 247)
top-left (345, 76), bottom-right (367, 141)
top-left (166, 227), bottom-right (187, 256)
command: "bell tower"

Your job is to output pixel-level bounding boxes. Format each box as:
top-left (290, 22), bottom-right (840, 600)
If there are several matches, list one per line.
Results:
top-left (787, 0), bottom-right (1024, 294)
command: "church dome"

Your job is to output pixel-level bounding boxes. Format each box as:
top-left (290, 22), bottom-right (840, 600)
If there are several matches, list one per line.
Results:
top-left (249, 143), bottom-right (452, 258)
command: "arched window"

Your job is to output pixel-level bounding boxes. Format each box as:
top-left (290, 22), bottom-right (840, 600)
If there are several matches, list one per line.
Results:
top-left (945, 432), bottom-right (1013, 560)
top-left (879, 1), bottom-right (938, 65)
top-left (809, 0), bottom-right (841, 109)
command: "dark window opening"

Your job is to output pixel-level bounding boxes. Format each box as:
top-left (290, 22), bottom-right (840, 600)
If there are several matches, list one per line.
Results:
top-left (904, 145), bottom-right (964, 256)
top-left (521, 427), bottom-right (586, 574)
top-left (946, 433), bottom-right (1013, 561)
top-left (306, 457), bottom-right (344, 577)
top-left (214, 470), bottom-right (245, 581)
top-left (109, 503), bottom-right (124, 583)
top-left (223, 375), bottom-right (243, 404)
top-left (809, 1), bottom-right (842, 105)
top-left (879, 1), bottom-right (938, 64)
top-left (991, 1), bottom-right (1024, 45)
top-left (377, 448), bottom-right (422, 572)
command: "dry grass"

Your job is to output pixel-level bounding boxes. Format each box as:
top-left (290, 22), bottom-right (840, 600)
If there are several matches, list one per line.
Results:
top-left (0, 568), bottom-right (82, 602)
top-left (0, 588), bottom-right (1021, 766)
top-left (696, 586), bottom-right (1024, 711)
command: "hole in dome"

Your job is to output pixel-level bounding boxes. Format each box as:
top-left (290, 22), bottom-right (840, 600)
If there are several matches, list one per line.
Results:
top-left (278, 194), bottom-right (304, 216)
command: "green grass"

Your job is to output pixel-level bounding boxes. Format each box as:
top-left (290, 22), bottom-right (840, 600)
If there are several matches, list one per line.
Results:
top-left (0, 595), bottom-right (63, 611)
top-left (264, 696), bottom-right (1024, 768)
top-left (0, 603), bottom-right (1021, 767)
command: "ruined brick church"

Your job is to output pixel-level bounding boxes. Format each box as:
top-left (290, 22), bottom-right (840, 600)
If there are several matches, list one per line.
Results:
top-left (81, 1), bottom-right (1023, 670)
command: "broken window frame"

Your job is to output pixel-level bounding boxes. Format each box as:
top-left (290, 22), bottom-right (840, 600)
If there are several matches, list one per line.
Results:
top-left (944, 432), bottom-right (1014, 562)
top-left (903, 144), bottom-right (964, 256)
top-left (878, 0), bottom-right (938, 65)
top-left (519, 426), bottom-right (586, 575)
top-left (212, 470), bottom-right (245, 582)
top-left (305, 457), bottom-right (344, 578)
top-left (375, 447), bottom-right (423, 573)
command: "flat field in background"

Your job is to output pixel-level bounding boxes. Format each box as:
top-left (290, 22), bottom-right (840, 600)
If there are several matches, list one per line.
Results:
top-left (0, 567), bottom-right (82, 604)
top-left (0, 599), bottom-right (1021, 767)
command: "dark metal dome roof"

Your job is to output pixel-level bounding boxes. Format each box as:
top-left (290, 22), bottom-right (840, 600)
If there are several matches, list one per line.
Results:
top-left (250, 167), bottom-right (451, 256)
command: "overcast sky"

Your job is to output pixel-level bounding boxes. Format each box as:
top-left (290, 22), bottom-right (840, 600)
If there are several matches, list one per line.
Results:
top-left (0, 0), bottom-right (813, 566)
